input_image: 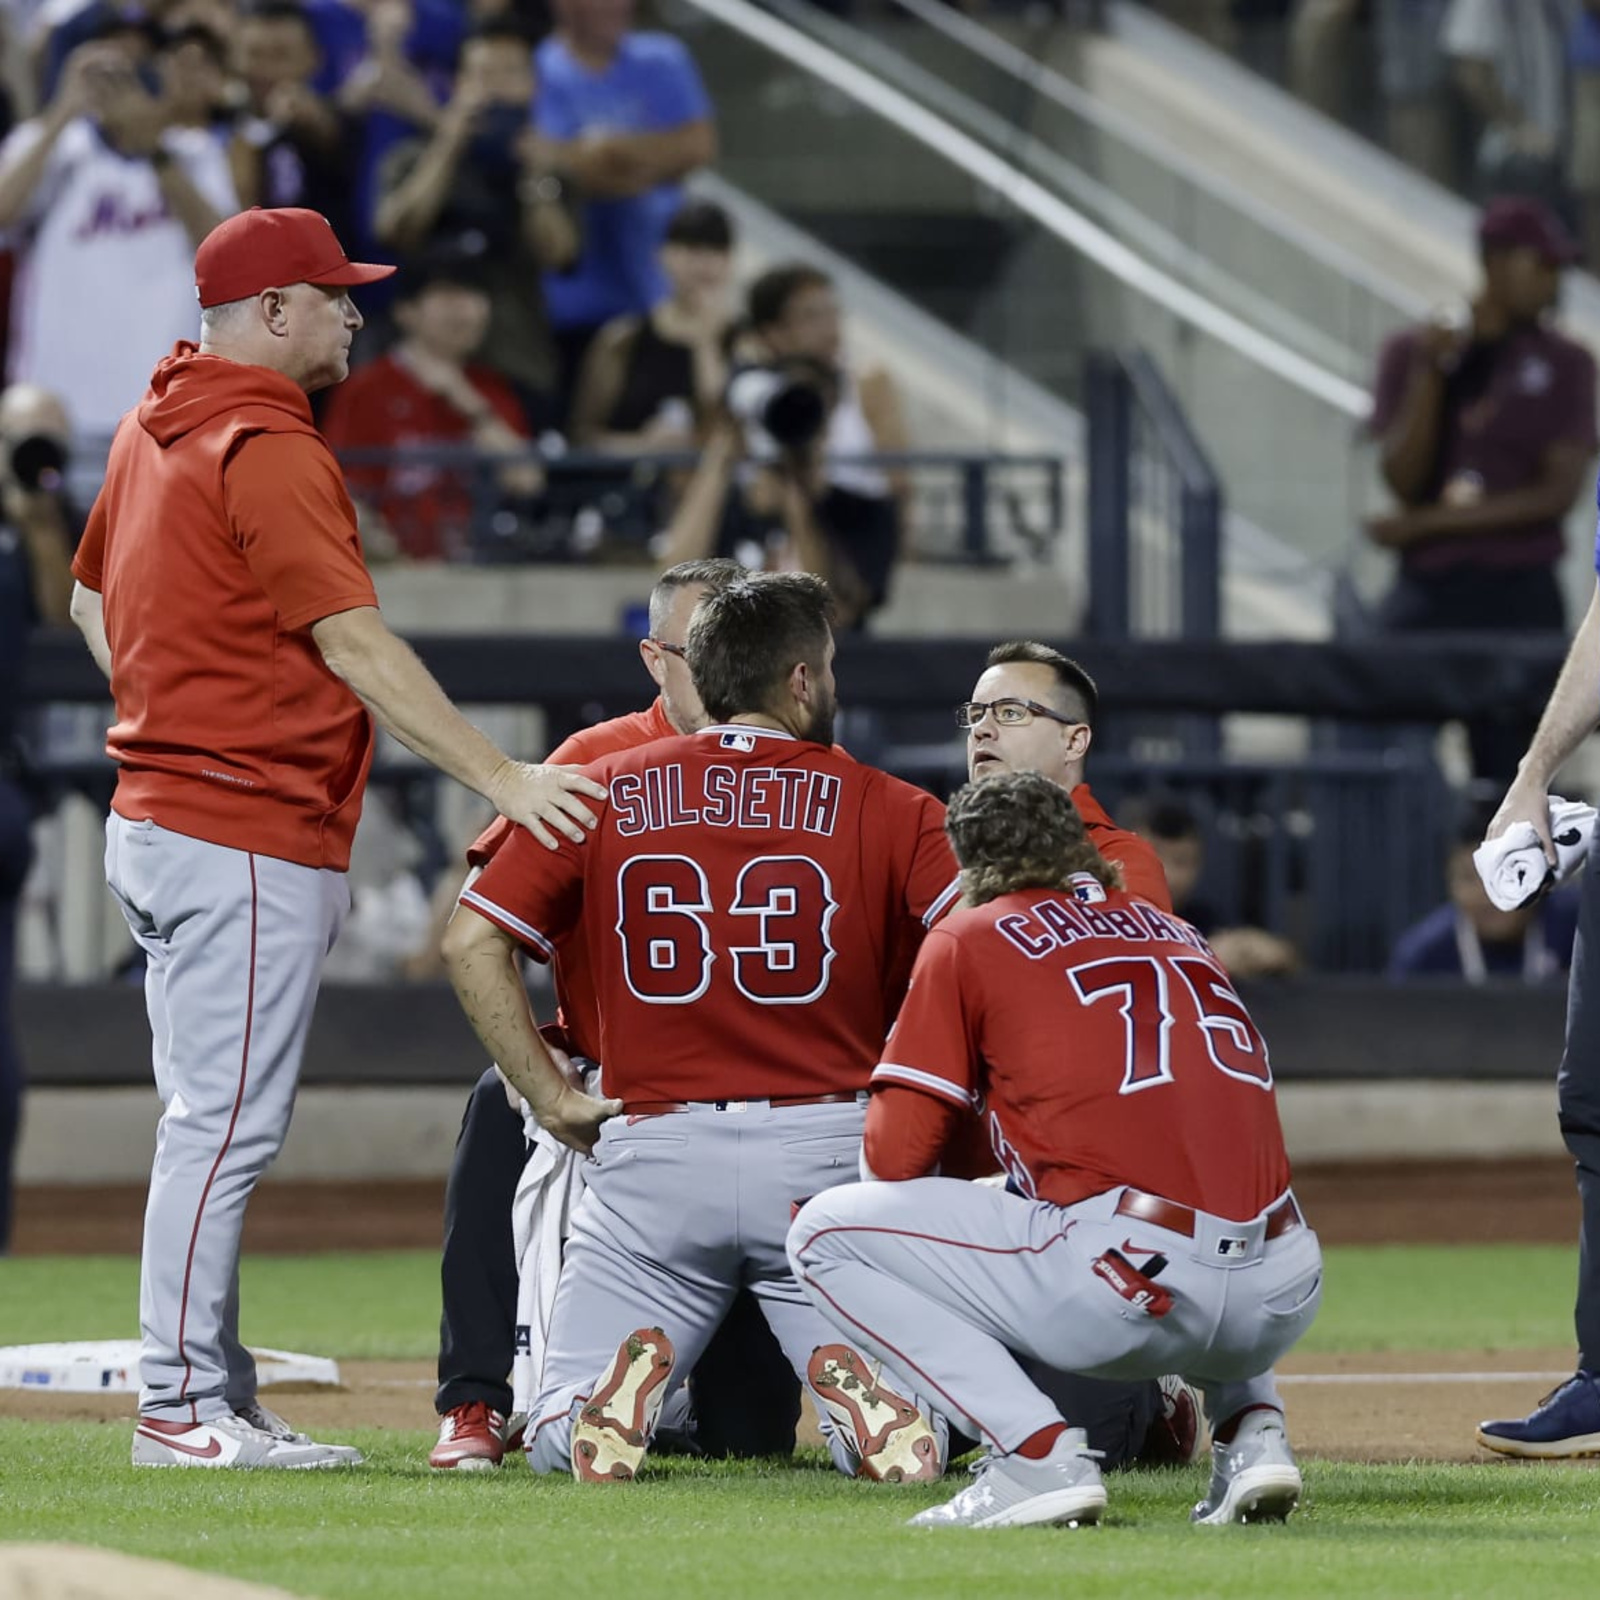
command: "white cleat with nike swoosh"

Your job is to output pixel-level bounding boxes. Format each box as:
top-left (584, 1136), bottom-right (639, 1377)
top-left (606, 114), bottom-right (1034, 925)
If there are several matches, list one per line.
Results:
top-left (132, 1412), bottom-right (360, 1469)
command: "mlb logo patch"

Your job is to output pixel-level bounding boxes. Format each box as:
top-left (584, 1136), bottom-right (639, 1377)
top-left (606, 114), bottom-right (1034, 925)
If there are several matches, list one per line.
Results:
top-left (720, 731), bottom-right (756, 752)
top-left (1216, 1236), bottom-right (1250, 1260)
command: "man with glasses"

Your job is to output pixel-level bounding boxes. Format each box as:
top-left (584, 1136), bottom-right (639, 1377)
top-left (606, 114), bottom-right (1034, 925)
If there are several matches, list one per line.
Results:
top-left (429, 557), bottom-right (801, 1471)
top-left (954, 640), bottom-right (1200, 1471)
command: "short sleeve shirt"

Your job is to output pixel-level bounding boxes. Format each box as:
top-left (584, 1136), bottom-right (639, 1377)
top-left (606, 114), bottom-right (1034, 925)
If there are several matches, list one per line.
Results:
top-left (463, 725), bottom-right (960, 1101)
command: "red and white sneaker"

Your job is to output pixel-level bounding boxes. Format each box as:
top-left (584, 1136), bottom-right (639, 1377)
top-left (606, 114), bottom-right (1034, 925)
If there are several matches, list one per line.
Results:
top-left (807, 1345), bottom-right (942, 1483)
top-left (430, 1402), bottom-right (510, 1471)
top-left (132, 1413), bottom-right (354, 1470)
top-left (570, 1327), bottom-right (676, 1483)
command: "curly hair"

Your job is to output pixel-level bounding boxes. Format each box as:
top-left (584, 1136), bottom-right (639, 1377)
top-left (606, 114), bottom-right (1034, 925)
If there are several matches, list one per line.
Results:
top-left (946, 772), bottom-right (1121, 905)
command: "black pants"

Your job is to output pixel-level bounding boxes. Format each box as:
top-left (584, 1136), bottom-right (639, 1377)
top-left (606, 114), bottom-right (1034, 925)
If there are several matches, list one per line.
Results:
top-left (436, 1067), bottom-right (801, 1455)
top-left (1559, 818), bottom-right (1600, 1370)
top-left (1379, 564), bottom-right (1565, 788)
top-left (0, 776), bottom-right (33, 1254)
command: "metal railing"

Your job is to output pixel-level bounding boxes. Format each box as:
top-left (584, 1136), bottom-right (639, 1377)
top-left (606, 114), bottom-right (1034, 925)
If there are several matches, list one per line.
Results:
top-left (74, 439), bottom-right (1066, 566)
top-left (1086, 348), bottom-right (1221, 641)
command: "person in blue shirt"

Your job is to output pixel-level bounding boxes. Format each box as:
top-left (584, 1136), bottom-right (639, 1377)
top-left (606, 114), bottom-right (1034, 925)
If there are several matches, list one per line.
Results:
top-left (1388, 818), bottom-right (1580, 983)
top-left (0, 383), bottom-right (76, 1254)
top-left (534, 0), bottom-right (716, 412)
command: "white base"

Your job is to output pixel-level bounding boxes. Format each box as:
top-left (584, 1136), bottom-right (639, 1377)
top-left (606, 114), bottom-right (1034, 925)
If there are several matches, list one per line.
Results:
top-left (0, 1340), bottom-right (340, 1393)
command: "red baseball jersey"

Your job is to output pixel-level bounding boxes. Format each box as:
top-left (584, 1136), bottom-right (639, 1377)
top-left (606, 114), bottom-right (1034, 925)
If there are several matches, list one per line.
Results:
top-left (467, 697), bottom-right (677, 1060)
top-left (464, 724), bottom-right (962, 1102)
top-left (875, 877), bottom-right (1292, 1221)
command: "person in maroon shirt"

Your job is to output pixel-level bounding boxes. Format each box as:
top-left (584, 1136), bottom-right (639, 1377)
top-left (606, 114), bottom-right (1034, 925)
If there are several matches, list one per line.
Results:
top-left (1367, 195), bottom-right (1598, 783)
top-left (322, 254), bottom-right (536, 561)
top-left (789, 773), bottom-right (1323, 1530)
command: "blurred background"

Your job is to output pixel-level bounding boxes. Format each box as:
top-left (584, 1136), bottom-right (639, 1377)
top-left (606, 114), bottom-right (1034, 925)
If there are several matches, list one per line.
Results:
top-left (6, 0), bottom-right (1597, 1221)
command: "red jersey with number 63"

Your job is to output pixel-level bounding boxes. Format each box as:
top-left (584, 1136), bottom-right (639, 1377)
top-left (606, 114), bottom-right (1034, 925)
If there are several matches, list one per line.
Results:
top-left (464, 724), bottom-right (962, 1103)
top-left (875, 875), bottom-right (1292, 1221)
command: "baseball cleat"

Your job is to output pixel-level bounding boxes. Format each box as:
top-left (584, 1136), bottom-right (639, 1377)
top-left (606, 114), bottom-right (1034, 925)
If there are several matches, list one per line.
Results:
top-left (1477, 1372), bottom-right (1600, 1459)
top-left (132, 1413), bottom-right (358, 1470)
top-left (1135, 1375), bottom-right (1207, 1467)
top-left (571, 1327), bottom-right (676, 1483)
top-left (806, 1344), bottom-right (941, 1483)
top-left (1191, 1410), bottom-right (1301, 1526)
top-left (429, 1401), bottom-right (511, 1471)
top-left (907, 1430), bottom-right (1106, 1528)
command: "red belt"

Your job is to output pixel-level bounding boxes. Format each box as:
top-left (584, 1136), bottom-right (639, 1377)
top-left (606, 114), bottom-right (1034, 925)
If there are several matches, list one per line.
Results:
top-left (1114, 1188), bottom-right (1304, 1241)
top-left (624, 1092), bottom-right (862, 1118)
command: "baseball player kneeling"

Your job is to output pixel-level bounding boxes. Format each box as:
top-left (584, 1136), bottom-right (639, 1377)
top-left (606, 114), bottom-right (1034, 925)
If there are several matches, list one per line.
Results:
top-left (788, 772), bottom-right (1323, 1529)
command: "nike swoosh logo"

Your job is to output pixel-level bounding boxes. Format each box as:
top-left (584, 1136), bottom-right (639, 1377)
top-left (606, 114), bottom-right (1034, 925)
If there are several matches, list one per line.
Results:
top-left (138, 1427), bottom-right (222, 1460)
top-left (1120, 1239), bottom-right (1160, 1258)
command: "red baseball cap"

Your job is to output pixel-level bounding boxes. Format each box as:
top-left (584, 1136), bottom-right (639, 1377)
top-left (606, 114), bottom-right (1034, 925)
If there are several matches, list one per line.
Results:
top-left (1477, 195), bottom-right (1580, 266)
top-left (195, 207), bottom-right (396, 309)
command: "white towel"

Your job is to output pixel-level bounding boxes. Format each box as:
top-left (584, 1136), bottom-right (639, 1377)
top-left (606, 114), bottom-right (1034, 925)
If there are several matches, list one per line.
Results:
top-left (1473, 796), bottom-right (1596, 911)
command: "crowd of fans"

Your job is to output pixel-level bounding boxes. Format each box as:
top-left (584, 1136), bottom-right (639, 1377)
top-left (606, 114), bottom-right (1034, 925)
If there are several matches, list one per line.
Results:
top-left (0, 0), bottom-right (913, 612)
top-left (1143, 0), bottom-right (1600, 269)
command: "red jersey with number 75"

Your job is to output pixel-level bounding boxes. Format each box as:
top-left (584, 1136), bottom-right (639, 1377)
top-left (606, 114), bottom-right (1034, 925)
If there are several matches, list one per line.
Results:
top-left (464, 724), bottom-right (963, 1103)
top-left (875, 876), bottom-right (1292, 1221)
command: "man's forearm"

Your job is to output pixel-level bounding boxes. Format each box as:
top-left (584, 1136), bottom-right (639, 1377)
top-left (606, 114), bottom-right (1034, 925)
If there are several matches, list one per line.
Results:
top-left (443, 924), bottom-right (568, 1113)
top-left (1518, 582), bottom-right (1600, 788)
top-left (0, 112), bottom-right (69, 227)
top-left (313, 607), bottom-right (512, 801)
top-left (1379, 361), bottom-right (1448, 504)
top-left (374, 136), bottom-right (458, 249)
top-left (1406, 480), bottom-right (1587, 541)
top-left (154, 155), bottom-right (224, 249)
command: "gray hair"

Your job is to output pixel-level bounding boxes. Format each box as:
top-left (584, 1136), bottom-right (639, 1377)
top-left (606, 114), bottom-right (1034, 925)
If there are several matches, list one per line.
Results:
top-left (198, 296), bottom-right (256, 337)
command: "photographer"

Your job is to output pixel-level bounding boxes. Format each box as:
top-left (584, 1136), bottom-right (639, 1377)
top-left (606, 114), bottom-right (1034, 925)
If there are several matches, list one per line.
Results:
top-left (374, 16), bottom-right (576, 414)
top-left (0, 382), bottom-right (76, 1253)
top-left (654, 356), bottom-right (893, 631)
top-left (0, 30), bottom-right (237, 437)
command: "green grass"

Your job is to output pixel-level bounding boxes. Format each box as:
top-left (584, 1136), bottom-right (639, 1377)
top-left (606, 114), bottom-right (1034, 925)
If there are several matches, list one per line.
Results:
top-left (2, 1244), bottom-right (1596, 1598)
top-left (1, 1430), bottom-right (1598, 1600)
top-left (1, 1243), bottom-right (1583, 1360)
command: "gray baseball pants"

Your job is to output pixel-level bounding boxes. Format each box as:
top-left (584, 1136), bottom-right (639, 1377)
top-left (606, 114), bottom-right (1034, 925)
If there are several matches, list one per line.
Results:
top-left (525, 1098), bottom-right (936, 1474)
top-left (105, 814), bottom-right (347, 1421)
top-left (789, 1178), bottom-right (1322, 1451)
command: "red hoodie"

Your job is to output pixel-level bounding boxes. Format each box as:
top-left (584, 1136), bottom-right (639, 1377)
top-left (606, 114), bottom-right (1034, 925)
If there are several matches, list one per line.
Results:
top-left (73, 342), bottom-right (378, 871)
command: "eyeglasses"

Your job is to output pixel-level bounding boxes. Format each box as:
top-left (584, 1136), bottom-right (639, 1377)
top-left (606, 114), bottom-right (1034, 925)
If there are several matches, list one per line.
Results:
top-left (651, 639), bottom-right (687, 659)
top-left (956, 698), bottom-right (1083, 731)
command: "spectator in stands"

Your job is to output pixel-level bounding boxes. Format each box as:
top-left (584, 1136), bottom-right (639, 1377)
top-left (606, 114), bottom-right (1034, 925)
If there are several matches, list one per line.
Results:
top-left (1389, 819), bottom-right (1578, 981)
top-left (1442, 0), bottom-right (1573, 205)
top-left (375, 16), bottom-right (576, 415)
top-left (322, 251), bottom-right (538, 561)
top-left (745, 262), bottom-right (910, 526)
top-left (0, 380), bottom-right (76, 1254)
top-left (155, 21), bottom-right (255, 198)
top-left (1366, 196), bottom-right (1596, 785)
top-left (534, 0), bottom-right (716, 406)
top-left (1377, 0), bottom-right (1456, 185)
top-left (568, 197), bottom-right (733, 453)
top-left (233, 0), bottom-right (352, 225)
top-left (1127, 795), bottom-right (1300, 979)
top-left (0, 31), bottom-right (237, 437)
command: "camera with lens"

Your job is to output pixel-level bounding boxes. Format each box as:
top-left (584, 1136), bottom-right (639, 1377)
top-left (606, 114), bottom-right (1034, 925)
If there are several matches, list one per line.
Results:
top-left (7, 433), bottom-right (68, 495)
top-left (724, 358), bottom-right (834, 462)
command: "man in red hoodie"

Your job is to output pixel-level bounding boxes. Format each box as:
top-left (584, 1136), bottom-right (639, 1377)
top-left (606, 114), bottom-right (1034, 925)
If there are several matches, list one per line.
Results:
top-left (67, 207), bottom-right (611, 1471)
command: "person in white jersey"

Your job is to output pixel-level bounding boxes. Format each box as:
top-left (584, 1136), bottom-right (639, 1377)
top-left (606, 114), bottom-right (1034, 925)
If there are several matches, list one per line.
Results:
top-left (0, 31), bottom-right (238, 438)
